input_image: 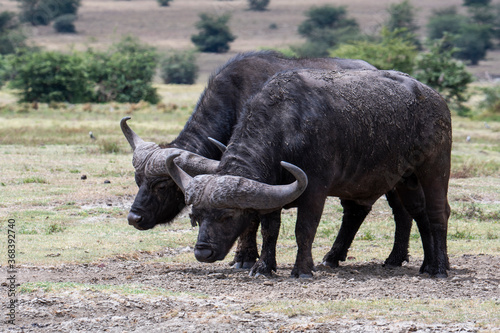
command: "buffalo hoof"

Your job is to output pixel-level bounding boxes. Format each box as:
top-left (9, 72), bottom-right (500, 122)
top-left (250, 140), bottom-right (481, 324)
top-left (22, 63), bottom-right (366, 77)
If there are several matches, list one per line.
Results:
top-left (249, 260), bottom-right (274, 277)
top-left (383, 254), bottom-right (409, 268)
top-left (232, 261), bottom-right (256, 270)
top-left (319, 260), bottom-right (339, 269)
top-left (315, 262), bottom-right (336, 273)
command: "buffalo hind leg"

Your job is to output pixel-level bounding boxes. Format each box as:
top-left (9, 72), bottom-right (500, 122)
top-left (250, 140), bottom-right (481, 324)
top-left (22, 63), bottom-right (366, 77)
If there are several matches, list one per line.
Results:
top-left (249, 210), bottom-right (281, 277)
top-left (320, 199), bottom-right (372, 269)
top-left (384, 189), bottom-right (413, 267)
top-left (231, 217), bottom-right (260, 269)
top-left (394, 182), bottom-right (436, 276)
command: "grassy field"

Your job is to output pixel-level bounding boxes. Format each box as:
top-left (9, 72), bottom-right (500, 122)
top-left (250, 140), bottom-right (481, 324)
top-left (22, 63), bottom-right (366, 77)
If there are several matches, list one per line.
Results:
top-left (0, 84), bottom-right (499, 267)
top-left (0, 1), bottom-right (499, 330)
top-left (0, 85), bottom-right (499, 330)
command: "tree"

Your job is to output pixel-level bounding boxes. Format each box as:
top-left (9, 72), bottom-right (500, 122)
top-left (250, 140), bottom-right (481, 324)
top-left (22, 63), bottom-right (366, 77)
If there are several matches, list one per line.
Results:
top-left (157, 0), bottom-right (173, 6)
top-left (427, 6), bottom-right (493, 65)
top-left (160, 50), bottom-right (199, 84)
top-left (385, 0), bottom-right (421, 49)
top-left (463, 0), bottom-right (491, 6)
top-left (332, 28), bottom-right (417, 74)
top-left (87, 36), bottom-right (160, 103)
top-left (248, 0), bottom-right (270, 11)
top-left (296, 5), bottom-right (360, 57)
top-left (9, 50), bottom-right (94, 103)
top-left (413, 35), bottom-right (473, 111)
top-left (0, 11), bottom-right (27, 54)
top-left (427, 7), bottom-right (467, 40)
top-left (17, 0), bottom-right (81, 27)
top-left (191, 13), bottom-right (236, 53)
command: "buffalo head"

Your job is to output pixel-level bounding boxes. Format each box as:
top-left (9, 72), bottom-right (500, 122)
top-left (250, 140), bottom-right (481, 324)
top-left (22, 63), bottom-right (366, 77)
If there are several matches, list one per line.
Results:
top-left (166, 153), bottom-right (308, 262)
top-left (121, 117), bottom-right (219, 230)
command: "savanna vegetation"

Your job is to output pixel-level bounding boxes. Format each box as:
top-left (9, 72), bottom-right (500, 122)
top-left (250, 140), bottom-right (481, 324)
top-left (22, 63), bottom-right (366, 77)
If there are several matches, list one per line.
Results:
top-left (0, 0), bottom-right (499, 331)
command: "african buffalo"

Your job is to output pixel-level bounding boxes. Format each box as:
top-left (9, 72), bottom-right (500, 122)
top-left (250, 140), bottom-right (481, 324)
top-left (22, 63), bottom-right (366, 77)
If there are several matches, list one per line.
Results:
top-left (167, 69), bottom-right (452, 278)
top-left (121, 51), bottom-right (413, 269)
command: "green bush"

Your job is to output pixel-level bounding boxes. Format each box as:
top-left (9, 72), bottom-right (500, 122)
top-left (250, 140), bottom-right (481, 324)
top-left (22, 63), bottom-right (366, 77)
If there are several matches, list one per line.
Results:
top-left (9, 50), bottom-right (93, 103)
top-left (384, 0), bottom-right (421, 49)
top-left (248, 0), bottom-right (270, 11)
top-left (157, 0), bottom-right (173, 6)
top-left (17, 0), bottom-right (80, 27)
top-left (8, 37), bottom-right (160, 104)
top-left (427, 6), bottom-right (493, 65)
top-left (479, 85), bottom-right (500, 119)
top-left (87, 36), bottom-right (160, 104)
top-left (332, 28), bottom-right (417, 74)
top-left (297, 5), bottom-right (360, 56)
top-left (53, 14), bottom-right (76, 33)
top-left (191, 12), bottom-right (236, 53)
top-left (0, 11), bottom-right (27, 54)
top-left (413, 35), bottom-right (473, 111)
top-left (160, 50), bottom-right (199, 84)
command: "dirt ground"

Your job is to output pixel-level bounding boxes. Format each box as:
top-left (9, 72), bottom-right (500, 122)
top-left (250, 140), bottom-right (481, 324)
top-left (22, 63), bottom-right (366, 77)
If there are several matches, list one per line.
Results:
top-left (3, 252), bottom-right (499, 332)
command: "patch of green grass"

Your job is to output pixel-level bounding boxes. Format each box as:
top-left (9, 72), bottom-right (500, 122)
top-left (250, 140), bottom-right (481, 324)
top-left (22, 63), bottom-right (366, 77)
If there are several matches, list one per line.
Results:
top-left (21, 176), bottom-right (47, 184)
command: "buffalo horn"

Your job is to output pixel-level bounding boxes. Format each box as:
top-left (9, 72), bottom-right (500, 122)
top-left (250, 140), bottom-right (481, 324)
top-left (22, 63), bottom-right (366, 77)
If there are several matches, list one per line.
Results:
top-left (166, 153), bottom-right (193, 193)
top-left (214, 161), bottom-right (308, 210)
top-left (208, 137), bottom-right (227, 153)
top-left (120, 116), bottom-right (144, 151)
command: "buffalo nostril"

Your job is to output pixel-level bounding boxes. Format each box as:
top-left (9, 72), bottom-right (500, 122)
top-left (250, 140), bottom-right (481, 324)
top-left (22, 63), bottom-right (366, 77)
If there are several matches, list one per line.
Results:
top-left (194, 246), bottom-right (215, 263)
top-left (127, 212), bottom-right (143, 226)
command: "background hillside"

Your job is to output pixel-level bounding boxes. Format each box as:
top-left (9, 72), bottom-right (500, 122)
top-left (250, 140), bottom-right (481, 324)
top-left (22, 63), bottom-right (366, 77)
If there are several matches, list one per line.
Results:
top-left (1, 0), bottom-right (500, 83)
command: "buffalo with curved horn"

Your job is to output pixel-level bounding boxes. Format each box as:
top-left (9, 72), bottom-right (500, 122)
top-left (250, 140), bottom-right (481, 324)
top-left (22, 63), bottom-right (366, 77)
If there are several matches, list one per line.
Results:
top-left (121, 51), bottom-right (415, 269)
top-left (167, 69), bottom-right (452, 278)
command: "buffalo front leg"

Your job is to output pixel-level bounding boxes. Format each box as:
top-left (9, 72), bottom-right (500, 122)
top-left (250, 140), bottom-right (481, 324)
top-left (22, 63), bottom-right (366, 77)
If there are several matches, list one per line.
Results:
top-left (321, 199), bottom-right (372, 269)
top-left (384, 189), bottom-right (413, 267)
top-left (291, 196), bottom-right (327, 278)
top-left (231, 217), bottom-right (260, 269)
top-left (249, 210), bottom-right (281, 277)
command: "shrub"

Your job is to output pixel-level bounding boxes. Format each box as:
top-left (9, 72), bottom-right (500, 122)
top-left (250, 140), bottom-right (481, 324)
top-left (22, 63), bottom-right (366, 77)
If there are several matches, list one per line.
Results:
top-left (248, 0), bottom-right (270, 11)
top-left (53, 14), bottom-right (76, 33)
top-left (87, 36), bottom-right (160, 104)
top-left (157, 0), bottom-right (173, 6)
top-left (160, 50), bottom-right (199, 84)
top-left (427, 6), bottom-right (493, 65)
top-left (297, 5), bottom-right (360, 56)
top-left (413, 35), bottom-right (473, 110)
top-left (479, 84), bottom-right (500, 119)
top-left (384, 0), bottom-right (421, 49)
top-left (332, 28), bottom-right (417, 74)
top-left (191, 12), bottom-right (236, 53)
top-left (17, 0), bottom-right (81, 27)
top-left (9, 50), bottom-right (94, 103)
top-left (0, 11), bottom-right (27, 54)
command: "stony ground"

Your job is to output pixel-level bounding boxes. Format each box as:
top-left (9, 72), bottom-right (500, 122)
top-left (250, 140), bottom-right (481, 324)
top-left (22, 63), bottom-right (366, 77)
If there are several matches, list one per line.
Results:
top-left (2, 252), bottom-right (499, 332)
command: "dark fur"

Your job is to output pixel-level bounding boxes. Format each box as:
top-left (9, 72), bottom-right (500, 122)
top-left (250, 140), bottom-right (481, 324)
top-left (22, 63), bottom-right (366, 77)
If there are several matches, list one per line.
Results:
top-left (190, 69), bottom-right (452, 278)
top-left (127, 51), bottom-right (410, 268)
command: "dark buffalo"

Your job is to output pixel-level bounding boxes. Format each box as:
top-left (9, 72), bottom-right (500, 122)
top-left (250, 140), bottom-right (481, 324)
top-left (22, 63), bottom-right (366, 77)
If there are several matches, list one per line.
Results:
top-left (167, 69), bottom-right (452, 278)
top-left (121, 51), bottom-right (412, 268)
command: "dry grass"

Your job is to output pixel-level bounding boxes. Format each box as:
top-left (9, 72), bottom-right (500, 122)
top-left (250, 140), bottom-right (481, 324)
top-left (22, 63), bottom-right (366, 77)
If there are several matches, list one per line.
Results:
top-left (0, 94), bottom-right (498, 265)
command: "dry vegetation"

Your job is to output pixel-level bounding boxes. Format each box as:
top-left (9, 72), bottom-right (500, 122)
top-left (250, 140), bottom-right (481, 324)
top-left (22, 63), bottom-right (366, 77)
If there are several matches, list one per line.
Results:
top-left (1, 0), bottom-right (500, 81)
top-left (0, 0), bottom-right (499, 332)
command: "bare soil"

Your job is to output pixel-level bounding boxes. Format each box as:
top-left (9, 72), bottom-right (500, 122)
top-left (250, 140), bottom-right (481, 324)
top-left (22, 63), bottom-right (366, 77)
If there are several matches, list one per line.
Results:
top-left (3, 253), bottom-right (499, 332)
